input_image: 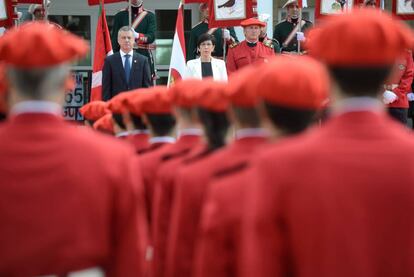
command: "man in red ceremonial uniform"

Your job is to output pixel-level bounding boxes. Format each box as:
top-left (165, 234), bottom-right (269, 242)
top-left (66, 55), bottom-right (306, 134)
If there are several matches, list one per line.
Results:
top-left (241, 10), bottom-right (414, 277)
top-left (194, 56), bottom-right (330, 277)
top-left (226, 18), bottom-right (274, 74)
top-left (0, 22), bottom-right (148, 277)
top-left (383, 49), bottom-right (414, 124)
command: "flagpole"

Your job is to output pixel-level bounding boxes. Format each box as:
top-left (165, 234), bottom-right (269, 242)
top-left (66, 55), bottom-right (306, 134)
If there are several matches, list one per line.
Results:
top-left (128, 0), bottom-right (132, 27)
top-left (43, 0), bottom-right (48, 21)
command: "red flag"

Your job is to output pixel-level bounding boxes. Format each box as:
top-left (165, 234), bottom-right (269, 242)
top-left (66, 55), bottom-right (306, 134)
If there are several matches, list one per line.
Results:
top-left (17, 0), bottom-right (43, 3)
top-left (208, 0), bottom-right (257, 28)
top-left (91, 1), bottom-right (113, 101)
top-left (183, 0), bottom-right (208, 3)
top-left (88, 0), bottom-right (126, 6)
top-left (392, 0), bottom-right (414, 20)
top-left (168, 2), bottom-right (187, 86)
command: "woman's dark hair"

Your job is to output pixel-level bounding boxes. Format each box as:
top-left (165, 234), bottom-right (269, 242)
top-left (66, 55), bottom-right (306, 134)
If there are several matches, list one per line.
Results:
top-left (146, 113), bottom-right (176, 136)
top-left (197, 107), bottom-right (229, 150)
top-left (264, 102), bottom-right (316, 135)
top-left (329, 66), bottom-right (392, 97)
top-left (197, 33), bottom-right (216, 48)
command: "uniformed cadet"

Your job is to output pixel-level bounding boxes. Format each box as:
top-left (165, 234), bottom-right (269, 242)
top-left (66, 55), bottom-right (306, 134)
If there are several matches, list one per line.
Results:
top-left (273, 0), bottom-right (312, 53)
top-left (258, 13), bottom-right (281, 53)
top-left (93, 112), bottom-right (115, 135)
top-left (0, 22), bottom-right (148, 276)
top-left (241, 9), bottom-right (414, 277)
top-left (151, 79), bottom-right (205, 277)
top-left (194, 56), bottom-right (329, 277)
top-left (166, 80), bottom-right (231, 277)
top-left (226, 18), bottom-right (274, 74)
top-left (111, 0), bottom-right (157, 80)
top-left (187, 3), bottom-right (238, 61)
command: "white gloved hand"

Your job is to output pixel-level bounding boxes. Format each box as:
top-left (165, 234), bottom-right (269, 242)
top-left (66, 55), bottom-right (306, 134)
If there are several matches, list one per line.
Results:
top-left (222, 29), bottom-right (231, 40)
top-left (132, 29), bottom-right (140, 39)
top-left (407, 92), bottom-right (414, 102)
top-left (296, 31), bottom-right (306, 42)
top-left (383, 90), bottom-right (398, 104)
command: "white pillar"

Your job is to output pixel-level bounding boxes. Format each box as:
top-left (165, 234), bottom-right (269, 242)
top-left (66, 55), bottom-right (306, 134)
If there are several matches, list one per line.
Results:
top-left (257, 0), bottom-right (274, 37)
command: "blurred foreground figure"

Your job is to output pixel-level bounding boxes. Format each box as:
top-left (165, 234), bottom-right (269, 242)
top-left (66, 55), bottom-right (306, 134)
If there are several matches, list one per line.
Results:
top-left (241, 9), bottom-right (414, 277)
top-left (0, 22), bottom-right (148, 277)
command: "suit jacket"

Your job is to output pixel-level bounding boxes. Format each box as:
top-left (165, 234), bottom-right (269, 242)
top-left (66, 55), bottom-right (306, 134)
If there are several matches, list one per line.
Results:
top-left (165, 136), bottom-right (268, 277)
top-left (241, 111), bottom-right (414, 277)
top-left (0, 113), bottom-right (148, 277)
top-left (185, 58), bottom-right (228, 82)
top-left (102, 51), bottom-right (152, 101)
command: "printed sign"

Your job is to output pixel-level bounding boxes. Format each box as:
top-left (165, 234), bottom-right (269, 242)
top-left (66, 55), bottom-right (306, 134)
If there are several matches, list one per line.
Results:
top-left (63, 71), bottom-right (90, 121)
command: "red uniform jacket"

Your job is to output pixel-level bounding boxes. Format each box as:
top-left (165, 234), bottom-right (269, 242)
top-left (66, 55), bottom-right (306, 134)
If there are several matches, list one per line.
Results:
top-left (386, 50), bottom-right (414, 108)
top-left (127, 132), bottom-right (150, 153)
top-left (226, 41), bottom-right (274, 74)
top-left (194, 165), bottom-right (255, 277)
top-left (151, 140), bottom-right (203, 277)
top-left (165, 136), bottom-right (268, 277)
top-left (139, 140), bottom-right (175, 227)
top-left (241, 111), bottom-right (414, 277)
top-left (0, 113), bottom-right (148, 277)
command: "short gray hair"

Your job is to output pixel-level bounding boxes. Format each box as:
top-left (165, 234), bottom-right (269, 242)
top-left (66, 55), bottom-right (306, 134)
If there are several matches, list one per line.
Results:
top-left (7, 64), bottom-right (70, 99)
top-left (118, 26), bottom-right (134, 37)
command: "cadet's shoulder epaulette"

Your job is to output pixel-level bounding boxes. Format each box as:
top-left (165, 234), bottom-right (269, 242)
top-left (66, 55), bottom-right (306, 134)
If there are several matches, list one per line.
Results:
top-left (262, 39), bottom-right (274, 49)
top-left (229, 41), bottom-right (240, 49)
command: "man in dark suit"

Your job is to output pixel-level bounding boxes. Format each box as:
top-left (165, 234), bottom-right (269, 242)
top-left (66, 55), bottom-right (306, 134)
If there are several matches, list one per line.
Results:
top-left (103, 26), bottom-right (152, 101)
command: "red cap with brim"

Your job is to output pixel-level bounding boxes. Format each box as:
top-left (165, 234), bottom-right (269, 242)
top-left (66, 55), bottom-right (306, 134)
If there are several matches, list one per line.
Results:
top-left (241, 18), bottom-right (266, 28)
top-left (79, 101), bottom-right (110, 121)
top-left (250, 56), bottom-right (330, 109)
top-left (0, 22), bottom-right (89, 69)
top-left (93, 113), bottom-right (114, 134)
top-left (306, 9), bottom-right (414, 66)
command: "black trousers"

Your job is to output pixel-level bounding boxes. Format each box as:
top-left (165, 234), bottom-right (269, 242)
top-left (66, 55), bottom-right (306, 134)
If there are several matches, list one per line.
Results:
top-left (388, 107), bottom-right (408, 125)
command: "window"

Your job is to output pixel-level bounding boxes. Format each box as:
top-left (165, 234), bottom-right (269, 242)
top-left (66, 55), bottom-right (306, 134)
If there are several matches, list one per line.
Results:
top-left (49, 15), bottom-right (92, 67)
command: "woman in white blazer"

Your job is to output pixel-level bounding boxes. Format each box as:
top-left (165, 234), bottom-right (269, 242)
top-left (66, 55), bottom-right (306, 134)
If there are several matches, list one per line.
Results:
top-left (185, 33), bottom-right (228, 82)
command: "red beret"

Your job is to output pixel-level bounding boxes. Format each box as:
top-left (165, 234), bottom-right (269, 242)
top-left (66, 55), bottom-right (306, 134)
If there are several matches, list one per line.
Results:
top-left (197, 79), bottom-right (229, 112)
top-left (306, 9), bottom-right (413, 66)
top-left (93, 113), bottom-right (114, 134)
top-left (169, 79), bottom-right (206, 108)
top-left (107, 92), bottom-right (131, 114)
top-left (0, 22), bottom-right (89, 68)
top-left (79, 101), bottom-right (110, 121)
top-left (241, 18), bottom-right (266, 28)
top-left (226, 65), bottom-right (260, 107)
top-left (252, 56), bottom-right (330, 109)
top-left (128, 86), bottom-right (172, 114)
